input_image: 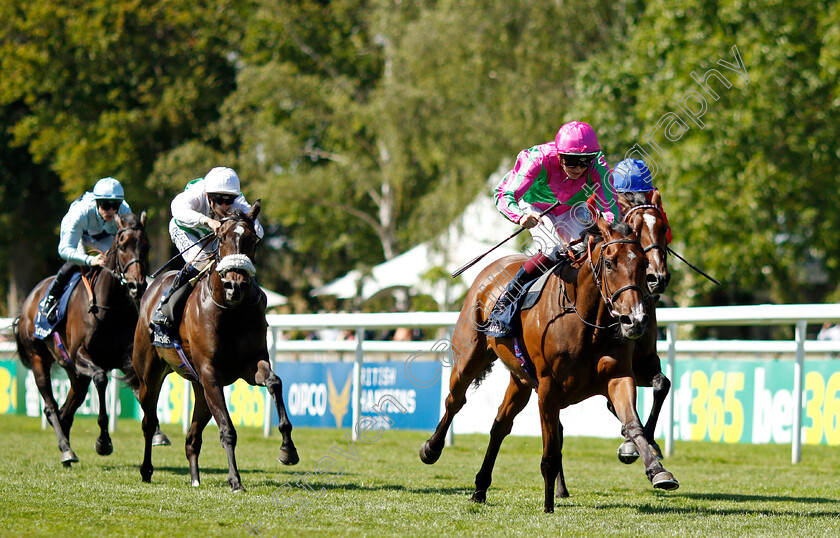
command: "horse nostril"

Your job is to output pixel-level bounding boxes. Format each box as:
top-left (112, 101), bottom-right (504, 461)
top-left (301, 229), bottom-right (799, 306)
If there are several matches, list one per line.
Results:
top-left (619, 315), bottom-right (632, 327)
top-left (223, 281), bottom-right (234, 291)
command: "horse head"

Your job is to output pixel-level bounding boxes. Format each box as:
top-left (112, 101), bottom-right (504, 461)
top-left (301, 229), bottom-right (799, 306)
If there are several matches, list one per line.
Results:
top-left (112, 211), bottom-right (149, 301)
top-left (591, 212), bottom-right (649, 339)
top-left (215, 200), bottom-right (261, 306)
top-left (618, 191), bottom-right (671, 295)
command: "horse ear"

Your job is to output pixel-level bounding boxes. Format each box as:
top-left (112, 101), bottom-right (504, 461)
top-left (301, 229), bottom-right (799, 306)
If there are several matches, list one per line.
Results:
top-left (595, 211), bottom-right (614, 237)
top-left (249, 199), bottom-right (261, 221)
top-left (140, 210), bottom-right (147, 228)
top-left (649, 189), bottom-right (662, 207)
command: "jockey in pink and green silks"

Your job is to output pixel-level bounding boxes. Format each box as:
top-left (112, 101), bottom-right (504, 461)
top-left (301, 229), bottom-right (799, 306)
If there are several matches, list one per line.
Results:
top-left (485, 121), bottom-right (621, 338)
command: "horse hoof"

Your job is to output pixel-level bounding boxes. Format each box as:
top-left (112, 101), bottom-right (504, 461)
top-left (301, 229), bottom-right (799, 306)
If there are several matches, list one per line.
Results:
top-left (232, 485), bottom-right (246, 493)
top-left (555, 489), bottom-right (569, 499)
top-left (544, 504), bottom-right (555, 514)
top-left (152, 433), bottom-right (172, 446)
top-left (61, 450), bottom-right (79, 464)
top-left (419, 441), bottom-right (441, 465)
top-left (95, 438), bottom-right (113, 456)
top-left (278, 447), bottom-right (299, 466)
top-left (617, 440), bottom-right (639, 464)
top-left (470, 491), bottom-right (486, 504)
top-left (652, 471), bottom-right (679, 491)
top-left (191, 480), bottom-right (200, 487)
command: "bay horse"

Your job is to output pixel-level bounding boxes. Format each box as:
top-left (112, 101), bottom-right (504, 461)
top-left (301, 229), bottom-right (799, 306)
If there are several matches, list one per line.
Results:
top-left (133, 201), bottom-right (299, 491)
top-left (613, 190), bottom-right (672, 462)
top-left (15, 212), bottom-right (170, 465)
top-left (419, 213), bottom-right (678, 512)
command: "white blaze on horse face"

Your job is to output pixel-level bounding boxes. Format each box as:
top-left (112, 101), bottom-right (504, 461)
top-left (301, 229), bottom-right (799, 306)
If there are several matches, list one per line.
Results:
top-left (626, 250), bottom-right (636, 261)
top-left (642, 214), bottom-right (657, 237)
top-left (642, 213), bottom-right (664, 265)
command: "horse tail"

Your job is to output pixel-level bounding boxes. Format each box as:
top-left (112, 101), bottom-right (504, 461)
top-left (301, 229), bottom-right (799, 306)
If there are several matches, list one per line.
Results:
top-left (471, 357), bottom-right (494, 389)
top-left (12, 317), bottom-right (31, 370)
top-left (114, 355), bottom-right (140, 391)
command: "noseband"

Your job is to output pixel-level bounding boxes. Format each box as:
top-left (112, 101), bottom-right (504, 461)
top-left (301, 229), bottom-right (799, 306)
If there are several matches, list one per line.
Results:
top-left (214, 216), bottom-right (257, 280)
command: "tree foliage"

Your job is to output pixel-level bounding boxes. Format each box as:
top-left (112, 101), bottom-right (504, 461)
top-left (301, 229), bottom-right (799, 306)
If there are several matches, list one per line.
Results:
top-left (0, 0), bottom-right (837, 314)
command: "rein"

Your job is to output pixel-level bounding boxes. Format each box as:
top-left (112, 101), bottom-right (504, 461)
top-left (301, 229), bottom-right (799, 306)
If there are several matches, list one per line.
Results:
top-left (623, 203), bottom-right (721, 285)
top-left (85, 225), bottom-right (147, 312)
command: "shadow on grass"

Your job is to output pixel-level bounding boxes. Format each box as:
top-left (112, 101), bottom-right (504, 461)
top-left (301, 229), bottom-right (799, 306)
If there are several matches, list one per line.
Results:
top-left (683, 492), bottom-right (840, 505)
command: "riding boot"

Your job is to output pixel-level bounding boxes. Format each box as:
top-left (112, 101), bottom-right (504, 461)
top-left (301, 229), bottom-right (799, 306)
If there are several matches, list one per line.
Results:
top-left (485, 266), bottom-right (540, 337)
top-left (41, 262), bottom-right (78, 324)
top-left (150, 265), bottom-right (199, 330)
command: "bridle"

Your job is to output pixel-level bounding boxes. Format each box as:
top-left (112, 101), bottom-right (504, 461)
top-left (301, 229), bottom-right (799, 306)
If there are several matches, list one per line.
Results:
top-left (621, 204), bottom-right (668, 256)
top-left (99, 225), bottom-right (147, 288)
top-left (588, 237), bottom-right (645, 316)
top-left (562, 235), bottom-right (645, 331)
top-left (207, 214), bottom-right (261, 310)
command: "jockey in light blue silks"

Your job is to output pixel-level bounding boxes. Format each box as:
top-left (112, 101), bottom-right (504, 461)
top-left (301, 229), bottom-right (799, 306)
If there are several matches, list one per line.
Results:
top-left (149, 167), bottom-right (264, 341)
top-left (39, 177), bottom-right (132, 323)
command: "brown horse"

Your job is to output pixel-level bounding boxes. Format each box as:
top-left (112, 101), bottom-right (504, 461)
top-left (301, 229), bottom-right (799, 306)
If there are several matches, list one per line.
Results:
top-left (613, 190), bottom-right (672, 462)
top-left (133, 201), bottom-right (299, 491)
top-left (419, 213), bottom-right (678, 512)
top-left (15, 212), bottom-right (170, 465)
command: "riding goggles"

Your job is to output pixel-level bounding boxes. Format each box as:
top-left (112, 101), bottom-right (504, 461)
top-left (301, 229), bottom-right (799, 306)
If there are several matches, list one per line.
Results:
top-left (561, 155), bottom-right (595, 169)
top-left (97, 199), bottom-right (121, 211)
top-left (209, 193), bottom-right (237, 206)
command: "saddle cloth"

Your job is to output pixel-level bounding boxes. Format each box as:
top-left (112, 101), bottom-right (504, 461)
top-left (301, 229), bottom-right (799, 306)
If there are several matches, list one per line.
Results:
top-left (33, 273), bottom-right (83, 340)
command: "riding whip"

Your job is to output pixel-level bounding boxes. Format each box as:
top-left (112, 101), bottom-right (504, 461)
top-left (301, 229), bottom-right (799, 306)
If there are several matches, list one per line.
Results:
top-left (667, 247), bottom-right (721, 286)
top-left (451, 200), bottom-right (562, 278)
top-left (150, 232), bottom-right (216, 279)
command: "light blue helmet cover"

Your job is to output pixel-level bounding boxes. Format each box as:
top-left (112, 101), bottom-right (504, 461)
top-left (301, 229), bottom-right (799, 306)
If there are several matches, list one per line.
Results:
top-left (92, 177), bottom-right (125, 200)
top-left (613, 159), bottom-right (654, 193)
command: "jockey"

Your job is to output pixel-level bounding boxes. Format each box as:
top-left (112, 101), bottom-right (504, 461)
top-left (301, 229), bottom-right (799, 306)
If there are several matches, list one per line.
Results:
top-left (149, 166), bottom-right (264, 338)
top-left (612, 158), bottom-right (672, 244)
top-left (487, 121), bottom-right (620, 337)
top-left (39, 177), bottom-right (132, 323)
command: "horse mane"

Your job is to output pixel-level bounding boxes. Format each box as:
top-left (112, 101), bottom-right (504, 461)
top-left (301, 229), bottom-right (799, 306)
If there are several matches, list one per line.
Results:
top-left (580, 218), bottom-right (633, 246)
top-left (622, 191), bottom-right (648, 207)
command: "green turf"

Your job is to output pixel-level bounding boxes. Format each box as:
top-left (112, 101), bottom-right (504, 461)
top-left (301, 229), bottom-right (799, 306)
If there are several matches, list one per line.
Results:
top-left (0, 414), bottom-right (838, 537)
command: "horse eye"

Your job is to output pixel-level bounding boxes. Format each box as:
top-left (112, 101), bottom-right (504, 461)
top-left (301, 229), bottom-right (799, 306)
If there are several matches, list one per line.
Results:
top-left (605, 259), bottom-right (612, 270)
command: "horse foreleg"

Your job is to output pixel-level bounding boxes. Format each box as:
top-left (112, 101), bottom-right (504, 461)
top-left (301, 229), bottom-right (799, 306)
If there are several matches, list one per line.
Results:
top-left (472, 374), bottom-right (531, 503)
top-left (420, 344), bottom-right (492, 465)
top-left (74, 350), bottom-right (113, 456)
top-left (186, 381), bottom-right (212, 487)
top-left (607, 376), bottom-right (678, 491)
top-left (536, 383), bottom-right (562, 513)
top-left (555, 420), bottom-right (568, 499)
top-left (127, 383), bottom-right (171, 446)
top-left (202, 379), bottom-right (244, 492)
top-left (255, 360), bottom-right (299, 466)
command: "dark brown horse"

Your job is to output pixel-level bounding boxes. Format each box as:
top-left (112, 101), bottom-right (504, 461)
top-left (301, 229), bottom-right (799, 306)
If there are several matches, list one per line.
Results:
top-left (613, 190), bottom-right (672, 462)
top-left (419, 214), bottom-right (678, 512)
top-left (133, 201), bottom-right (299, 491)
top-left (15, 212), bottom-right (169, 465)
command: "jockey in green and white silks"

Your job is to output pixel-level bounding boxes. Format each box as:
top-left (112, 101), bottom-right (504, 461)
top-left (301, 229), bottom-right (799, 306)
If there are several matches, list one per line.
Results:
top-left (150, 167), bottom-right (263, 339)
top-left (40, 177), bottom-right (131, 323)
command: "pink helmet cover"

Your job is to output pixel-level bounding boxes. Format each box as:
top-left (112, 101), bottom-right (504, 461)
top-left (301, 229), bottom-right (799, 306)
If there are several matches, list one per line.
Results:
top-left (555, 121), bottom-right (600, 154)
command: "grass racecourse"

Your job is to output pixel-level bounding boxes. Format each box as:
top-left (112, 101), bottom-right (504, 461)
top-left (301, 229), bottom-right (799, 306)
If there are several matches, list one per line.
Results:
top-left (0, 414), bottom-right (838, 537)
